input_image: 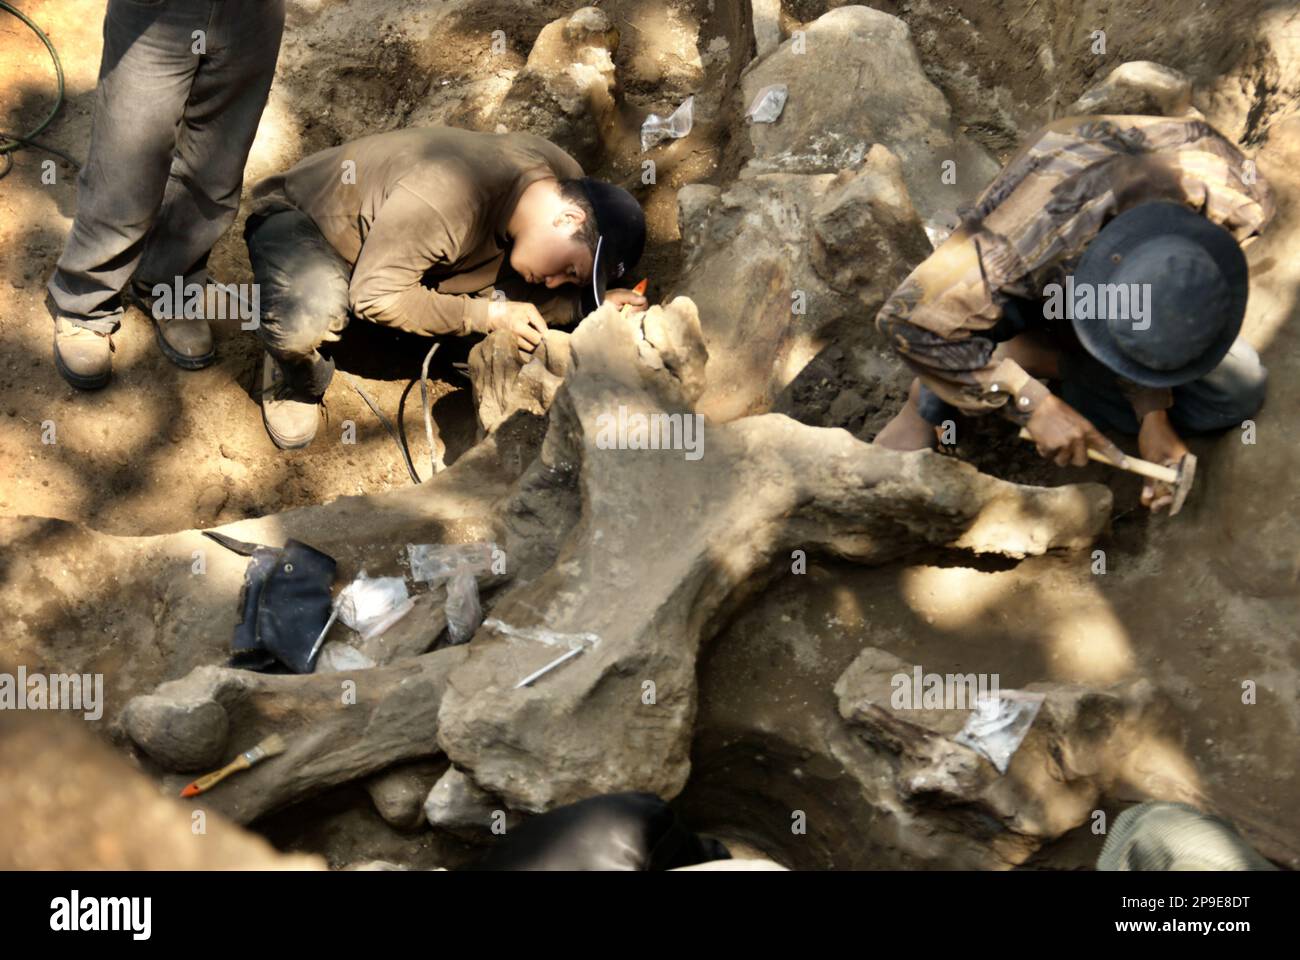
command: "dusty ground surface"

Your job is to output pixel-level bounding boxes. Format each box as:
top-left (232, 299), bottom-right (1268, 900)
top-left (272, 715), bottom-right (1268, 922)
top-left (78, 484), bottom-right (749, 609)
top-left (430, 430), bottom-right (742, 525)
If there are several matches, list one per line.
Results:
top-left (2, 0), bottom-right (1298, 868)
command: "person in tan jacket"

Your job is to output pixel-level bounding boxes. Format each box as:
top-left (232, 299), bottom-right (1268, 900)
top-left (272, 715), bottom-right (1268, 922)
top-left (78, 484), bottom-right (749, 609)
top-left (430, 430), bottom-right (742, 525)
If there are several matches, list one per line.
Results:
top-left (244, 126), bottom-right (646, 449)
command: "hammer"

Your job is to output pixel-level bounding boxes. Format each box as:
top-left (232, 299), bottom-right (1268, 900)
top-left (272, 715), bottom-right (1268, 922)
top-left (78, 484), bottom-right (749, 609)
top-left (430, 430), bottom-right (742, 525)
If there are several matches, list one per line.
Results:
top-left (1017, 427), bottom-right (1197, 515)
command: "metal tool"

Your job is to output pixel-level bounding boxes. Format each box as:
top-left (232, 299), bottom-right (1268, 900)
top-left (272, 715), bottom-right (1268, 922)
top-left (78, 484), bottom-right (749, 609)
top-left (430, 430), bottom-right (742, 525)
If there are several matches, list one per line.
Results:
top-left (514, 645), bottom-right (586, 689)
top-left (1017, 427), bottom-right (1198, 515)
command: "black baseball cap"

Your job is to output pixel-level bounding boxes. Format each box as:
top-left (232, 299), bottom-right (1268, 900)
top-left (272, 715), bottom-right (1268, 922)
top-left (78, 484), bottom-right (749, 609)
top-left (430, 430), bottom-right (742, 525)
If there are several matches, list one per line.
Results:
top-left (575, 177), bottom-right (646, 315)
top-left (1072, 201), bottom-right (1248, 387)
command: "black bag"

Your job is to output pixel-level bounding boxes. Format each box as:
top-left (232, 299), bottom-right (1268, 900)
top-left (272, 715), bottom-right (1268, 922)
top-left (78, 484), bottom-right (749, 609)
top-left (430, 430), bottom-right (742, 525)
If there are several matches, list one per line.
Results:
top-left (205, 531), bottom-right (337, 674)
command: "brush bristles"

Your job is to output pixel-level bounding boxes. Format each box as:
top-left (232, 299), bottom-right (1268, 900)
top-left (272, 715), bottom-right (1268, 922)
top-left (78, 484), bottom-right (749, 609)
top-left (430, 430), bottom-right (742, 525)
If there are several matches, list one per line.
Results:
top-left (252, 732), bottom-right (286, 759)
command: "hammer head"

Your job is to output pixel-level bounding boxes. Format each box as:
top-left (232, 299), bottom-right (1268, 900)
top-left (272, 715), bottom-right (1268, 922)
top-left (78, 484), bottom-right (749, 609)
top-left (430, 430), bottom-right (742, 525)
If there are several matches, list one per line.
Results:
top-left (1168, 452), bottom-right (1197, 516)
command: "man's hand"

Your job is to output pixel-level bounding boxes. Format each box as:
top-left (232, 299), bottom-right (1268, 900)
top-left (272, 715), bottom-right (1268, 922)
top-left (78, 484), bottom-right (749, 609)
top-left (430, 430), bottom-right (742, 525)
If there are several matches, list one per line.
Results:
top-left (487, 300), bottom-right (548, 356)
top-left (1137, 410), bottom-right (1190, 513)
top-left (1024, 392), bottom-right (1129, 468)
top-left (602, 287), bottom-right (648, 310)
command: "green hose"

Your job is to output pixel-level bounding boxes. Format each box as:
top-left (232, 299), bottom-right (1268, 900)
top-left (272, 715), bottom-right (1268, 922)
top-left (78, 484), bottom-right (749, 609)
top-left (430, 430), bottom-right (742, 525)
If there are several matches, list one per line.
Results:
top-left (0, 0), bottom-right (79, 180)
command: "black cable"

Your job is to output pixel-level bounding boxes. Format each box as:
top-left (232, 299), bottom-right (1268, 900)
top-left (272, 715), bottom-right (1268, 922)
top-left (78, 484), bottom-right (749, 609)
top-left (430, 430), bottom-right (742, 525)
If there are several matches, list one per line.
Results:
top-left (343, 372), bottom-right (420, 484)
top-left (396, 376), bottom-right (420, 481)
top-left (1, 2), bottom-right (80, 181)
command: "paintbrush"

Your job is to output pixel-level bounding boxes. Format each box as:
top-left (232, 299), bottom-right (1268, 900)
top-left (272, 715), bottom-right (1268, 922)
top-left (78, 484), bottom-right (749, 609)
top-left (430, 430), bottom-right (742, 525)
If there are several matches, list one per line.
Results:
top-left (179, 733), bottom-right (287, 798)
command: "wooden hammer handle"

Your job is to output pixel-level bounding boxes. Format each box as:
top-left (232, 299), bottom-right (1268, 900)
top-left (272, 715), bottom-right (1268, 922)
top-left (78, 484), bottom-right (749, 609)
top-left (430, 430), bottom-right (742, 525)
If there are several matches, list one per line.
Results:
top-left (1017, 427), bottom-right (1178, 484)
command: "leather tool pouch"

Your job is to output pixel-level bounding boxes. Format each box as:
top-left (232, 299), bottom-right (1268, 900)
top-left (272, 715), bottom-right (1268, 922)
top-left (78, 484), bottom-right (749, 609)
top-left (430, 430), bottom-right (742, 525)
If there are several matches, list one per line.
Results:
top-left (204, 531), bottom-right (337, 674)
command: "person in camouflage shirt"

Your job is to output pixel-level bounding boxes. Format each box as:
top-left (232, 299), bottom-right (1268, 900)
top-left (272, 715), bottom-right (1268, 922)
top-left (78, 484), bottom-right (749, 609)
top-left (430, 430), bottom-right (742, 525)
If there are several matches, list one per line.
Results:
top-left (874, 115), bottom-right (1273, 511)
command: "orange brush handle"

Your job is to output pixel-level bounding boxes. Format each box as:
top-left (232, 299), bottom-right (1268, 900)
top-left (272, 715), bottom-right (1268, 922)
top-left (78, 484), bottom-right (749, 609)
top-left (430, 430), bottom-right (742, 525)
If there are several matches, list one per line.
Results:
top-left (179, 754), bottom-right (251, 798)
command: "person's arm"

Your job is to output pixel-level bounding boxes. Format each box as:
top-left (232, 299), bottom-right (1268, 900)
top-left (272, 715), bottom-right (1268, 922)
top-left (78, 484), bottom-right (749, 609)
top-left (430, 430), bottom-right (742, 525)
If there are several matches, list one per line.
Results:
top-left (876, 229), bottom-right (1126, 467)
top-left (875, 228), bottom-right (1039, 418)
top-left (348, 183), bottom-right (491, 337)
top-left (1118, 380), bottom-right (1174, 421)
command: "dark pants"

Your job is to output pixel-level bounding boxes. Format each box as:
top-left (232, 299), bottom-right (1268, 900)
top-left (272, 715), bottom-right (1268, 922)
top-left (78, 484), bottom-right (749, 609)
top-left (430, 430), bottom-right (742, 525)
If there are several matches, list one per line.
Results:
top-left (48, 0), bottom-right (285, 333)
top-left (245, 207), bottom-right (352, 397)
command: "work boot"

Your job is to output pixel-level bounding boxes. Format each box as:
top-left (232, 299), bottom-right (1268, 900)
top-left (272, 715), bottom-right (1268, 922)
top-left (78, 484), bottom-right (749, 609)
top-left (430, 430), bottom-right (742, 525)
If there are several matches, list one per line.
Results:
top-left (261, 353), bottom-right (323, 450)
top-left (131, 281), bottom-right (215, 370)
top-left (52, 315), bottom-right (113, 390)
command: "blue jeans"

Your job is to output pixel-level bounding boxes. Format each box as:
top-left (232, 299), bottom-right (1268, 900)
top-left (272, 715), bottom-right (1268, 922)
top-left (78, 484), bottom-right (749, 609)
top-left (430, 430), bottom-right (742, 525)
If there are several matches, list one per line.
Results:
top-left (1056, 339), bottom-right (1267, 434)
top-left (47, 0), bottom-right (285, 333)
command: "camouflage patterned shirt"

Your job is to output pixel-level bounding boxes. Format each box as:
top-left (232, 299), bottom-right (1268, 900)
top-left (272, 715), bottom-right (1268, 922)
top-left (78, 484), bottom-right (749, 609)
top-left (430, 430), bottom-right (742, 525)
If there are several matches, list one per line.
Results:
top-left (875, 115), bottom-right (1274, 416)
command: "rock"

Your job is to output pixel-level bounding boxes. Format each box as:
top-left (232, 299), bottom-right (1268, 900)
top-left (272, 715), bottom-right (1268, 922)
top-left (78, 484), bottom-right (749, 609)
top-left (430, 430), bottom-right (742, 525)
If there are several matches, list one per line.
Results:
top-left (121, 647), bottom-right (469, 824)
top-left (346, 588), bottom-right (450, 665)
top-left (750, 0), bottom-right (783, 60)
top-left (826, 389), bottom-right (867, 430)
top-left (675, 183), bottom-right (721, 253)
top-left (563, 6), bottom-right (617, 47)
top-left (367, 759), bottom-right (446, 831)
top-left (423, 765), bottom-right (509, 832)
top-left (495, 8), bottom-right (620, 166)
top-left (739, 6), bottom-right (1000, 221)
top-left (434, 297), bottom-right (1111, 813)
top-left (832, 650), bottom-right (1190, 864)
top-left (121, 683), bottom-right (230, 771)
top-left (469, 328), bottom-right (571, 435)
top-left (1066, 61), bottom-right (1197, 118)
top-left (672, 146), bottom-right (929, 421)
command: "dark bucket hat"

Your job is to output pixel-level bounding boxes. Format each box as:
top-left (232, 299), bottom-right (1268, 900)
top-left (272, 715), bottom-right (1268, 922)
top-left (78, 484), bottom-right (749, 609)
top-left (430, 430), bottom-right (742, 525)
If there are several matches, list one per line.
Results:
top-left (1071, 201), bottom-right (1249, 388)
top-left (575, 177), bottom-right (646, 316)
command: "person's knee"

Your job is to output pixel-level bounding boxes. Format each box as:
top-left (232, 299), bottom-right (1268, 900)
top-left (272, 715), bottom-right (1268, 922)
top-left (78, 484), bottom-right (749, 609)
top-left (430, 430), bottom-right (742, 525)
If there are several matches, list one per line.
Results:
top-left (246, 211), bottom-right (351, 358)
top-left (1172, 340), bottom-right (1268, 432)
top-left (259, 298), bottom-right (347, 360)
top-left (1228, 345), bottom-right (1269, 422)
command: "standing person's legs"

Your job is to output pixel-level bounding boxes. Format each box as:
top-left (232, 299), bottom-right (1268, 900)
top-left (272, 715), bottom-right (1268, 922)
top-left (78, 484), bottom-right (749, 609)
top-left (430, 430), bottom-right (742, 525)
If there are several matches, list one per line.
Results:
top-left (134, 0), bottom-right (285, 370)
top-left (245, 208), bottom-right (352, 449)
top-left (47, 0), bottom-right (208, 387)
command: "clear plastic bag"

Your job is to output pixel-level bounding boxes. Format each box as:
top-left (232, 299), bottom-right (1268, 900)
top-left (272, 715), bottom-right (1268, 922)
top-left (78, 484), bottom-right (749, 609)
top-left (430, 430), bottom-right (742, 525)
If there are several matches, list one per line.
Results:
top-left (922, 211), bottom-right (960, 250)
top-left (745, 84), bottom-right (787, 124)
top-left (444, 566), bottom-right (483, 645)
top-left (338, 574), bottom-right (414, 641)
top-left (640, 96), bottom-right (694, 151)
top-left (954, 691), bottom-right (1045, 774)
top-left (316, 640), bottom-right (378, 673)
top-left (407, 542), bottom-right (495, 584)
